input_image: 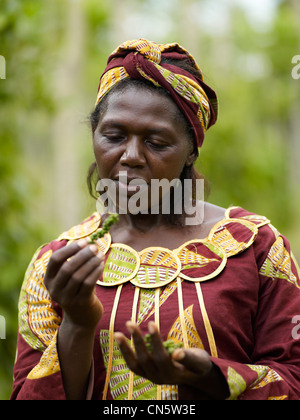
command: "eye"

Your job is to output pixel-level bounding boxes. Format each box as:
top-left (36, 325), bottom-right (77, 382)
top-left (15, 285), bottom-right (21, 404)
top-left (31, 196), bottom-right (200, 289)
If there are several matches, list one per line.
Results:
top-left (146, 139), bottom-right (169, 150)
top-left (103, 132), bottom-right (126, 142)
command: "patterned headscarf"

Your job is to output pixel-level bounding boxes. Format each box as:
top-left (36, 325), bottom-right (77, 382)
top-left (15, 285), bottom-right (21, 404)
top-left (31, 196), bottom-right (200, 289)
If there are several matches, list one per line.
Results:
top-left (96, 39), bottom-right (218, 148)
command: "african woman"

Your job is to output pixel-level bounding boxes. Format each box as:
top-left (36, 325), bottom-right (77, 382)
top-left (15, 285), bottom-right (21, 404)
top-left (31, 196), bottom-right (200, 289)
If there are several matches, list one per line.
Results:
top-left (11, 39), bottom-right (300, 400)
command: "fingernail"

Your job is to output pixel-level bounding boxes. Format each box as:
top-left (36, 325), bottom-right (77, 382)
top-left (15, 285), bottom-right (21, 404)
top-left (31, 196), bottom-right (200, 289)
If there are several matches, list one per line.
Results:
top-left (114, 333), bottom-right (122, 345)
top-left (172, 349), bottom-right (185, 361)
top-left (126, 321), bottom-right (135, 334)
top-left (96, 251), bottom-right (104, 260)
top-left (148, 322), bottom-right (156, 335)
top-left (89, 244), bottom-right (98, 253)
top-left (77, 239), bottom-right (88, 248)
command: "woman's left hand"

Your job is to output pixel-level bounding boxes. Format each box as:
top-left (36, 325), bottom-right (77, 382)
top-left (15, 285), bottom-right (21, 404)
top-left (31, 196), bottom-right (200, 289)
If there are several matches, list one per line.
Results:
top-left (114, 321), bottom-right (229, 400)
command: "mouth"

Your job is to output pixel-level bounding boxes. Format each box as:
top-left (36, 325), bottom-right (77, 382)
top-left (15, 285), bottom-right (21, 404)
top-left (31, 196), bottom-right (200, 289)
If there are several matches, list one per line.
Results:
top-left (114, 173), bottom-right (149, 194)
top-left (115, 179), bottom-right (149, 194)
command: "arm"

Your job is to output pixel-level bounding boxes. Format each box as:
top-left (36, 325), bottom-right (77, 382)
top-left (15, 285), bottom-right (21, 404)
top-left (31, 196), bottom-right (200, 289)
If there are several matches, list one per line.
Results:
top-left (212, 234), bottom-right (300, 400)
top-left (115, 321), bottom-right (229, 400)
top-left (44, 240), bottom-right (104, 400)
top-left (11, 240), bottom-right (104, 400)
top-left (115, 233), bottom-right (300, 400)
top-left (206, 232), bottom-right (300, 400)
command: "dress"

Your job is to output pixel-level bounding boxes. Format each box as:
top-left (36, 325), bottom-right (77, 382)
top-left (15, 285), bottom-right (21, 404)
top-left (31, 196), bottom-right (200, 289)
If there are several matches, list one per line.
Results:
top-left (10, 207), bottom-right (300, 400)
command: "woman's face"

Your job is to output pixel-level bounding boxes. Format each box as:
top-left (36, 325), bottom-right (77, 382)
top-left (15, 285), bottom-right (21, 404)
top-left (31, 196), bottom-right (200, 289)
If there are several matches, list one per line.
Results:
top-left (92, 85), bottom-right (196, 211)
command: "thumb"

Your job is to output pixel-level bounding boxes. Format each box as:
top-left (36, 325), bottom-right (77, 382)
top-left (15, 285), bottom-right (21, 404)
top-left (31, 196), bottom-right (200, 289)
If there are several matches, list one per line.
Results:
top-left (172, 348), bottom-right (212, 377)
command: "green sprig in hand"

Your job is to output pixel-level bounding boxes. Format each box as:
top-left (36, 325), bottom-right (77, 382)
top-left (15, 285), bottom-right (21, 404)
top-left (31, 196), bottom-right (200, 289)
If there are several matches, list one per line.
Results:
top-left (144, 334), bottom-right (184, 356)
top-left (89, 213), bottom-right (119, 243)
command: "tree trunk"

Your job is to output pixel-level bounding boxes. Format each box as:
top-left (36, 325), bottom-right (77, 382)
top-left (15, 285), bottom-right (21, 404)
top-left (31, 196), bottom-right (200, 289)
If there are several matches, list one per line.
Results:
top-left (51, 0), bottom-right (86, 231)
top-left (287, 0), bottom-right (300, 258)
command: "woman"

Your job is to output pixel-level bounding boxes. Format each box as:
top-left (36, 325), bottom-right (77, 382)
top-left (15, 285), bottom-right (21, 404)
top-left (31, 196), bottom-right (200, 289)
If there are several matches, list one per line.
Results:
top-left (11, 39), bottom-right (300, 400)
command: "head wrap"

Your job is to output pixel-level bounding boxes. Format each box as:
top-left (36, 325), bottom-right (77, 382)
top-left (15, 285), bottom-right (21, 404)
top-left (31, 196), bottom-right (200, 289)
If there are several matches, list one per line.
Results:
top-left (96, 39), bottom-right (218, 148)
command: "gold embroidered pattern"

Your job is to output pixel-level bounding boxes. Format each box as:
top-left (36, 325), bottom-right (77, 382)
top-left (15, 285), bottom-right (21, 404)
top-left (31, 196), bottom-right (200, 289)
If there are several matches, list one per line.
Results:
top-left (26, 250), bottom-right (61, 347)
top-left (58, 212), bottom-right (101, 240)
top-left (131, 248), bottom-right (181, 288)
top-left (27, 332), bottom-right (60, 379)
top-left (250, 368), bottom-right (283, 390)
top-left (259, 236), bottom-right (300, 288)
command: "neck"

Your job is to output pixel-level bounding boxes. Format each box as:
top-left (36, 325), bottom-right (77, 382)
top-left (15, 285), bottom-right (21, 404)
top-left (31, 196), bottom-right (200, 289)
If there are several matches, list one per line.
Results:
top-left (116, 212), bottom-right (173, 233)
top-left (110, 199), bottom-right (204, 233)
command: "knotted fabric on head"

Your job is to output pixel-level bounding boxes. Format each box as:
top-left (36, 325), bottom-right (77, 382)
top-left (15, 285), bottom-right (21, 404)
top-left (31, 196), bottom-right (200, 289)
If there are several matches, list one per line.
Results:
top-left (96, 39), bottom-right (218, 148)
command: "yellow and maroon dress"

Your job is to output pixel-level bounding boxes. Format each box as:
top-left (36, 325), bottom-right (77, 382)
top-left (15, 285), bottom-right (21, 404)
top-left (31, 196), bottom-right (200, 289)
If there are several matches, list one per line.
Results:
top-left (11, 207), bottom-right (300, 400)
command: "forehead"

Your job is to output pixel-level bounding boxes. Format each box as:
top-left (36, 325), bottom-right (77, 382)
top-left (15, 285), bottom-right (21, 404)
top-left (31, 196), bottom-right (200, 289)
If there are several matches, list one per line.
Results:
top-left (100, 85), bottom-right (184, 127)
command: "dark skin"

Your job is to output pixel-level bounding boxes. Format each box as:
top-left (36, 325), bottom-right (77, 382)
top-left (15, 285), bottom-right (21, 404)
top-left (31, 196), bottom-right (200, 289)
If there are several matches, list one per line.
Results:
top-left (44, 85), bottom-right (229, 400)
top-left (115, 322), bottom-right (229, 400)
top-left (44, 239), bottom-right (104, 400)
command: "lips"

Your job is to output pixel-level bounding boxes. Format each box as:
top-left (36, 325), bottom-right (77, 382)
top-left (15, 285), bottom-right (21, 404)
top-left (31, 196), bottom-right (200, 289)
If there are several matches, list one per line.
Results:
top-left (115, 179), bottom-right (148, 193)
top-left (112, 177), bottom-right (147, 202)
top-left (114, 172), bottom-right (149, 193)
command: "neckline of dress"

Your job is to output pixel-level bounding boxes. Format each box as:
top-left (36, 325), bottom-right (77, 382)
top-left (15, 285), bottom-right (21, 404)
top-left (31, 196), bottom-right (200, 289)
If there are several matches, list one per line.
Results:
top-left (104, 206), bottom-right (238, 255)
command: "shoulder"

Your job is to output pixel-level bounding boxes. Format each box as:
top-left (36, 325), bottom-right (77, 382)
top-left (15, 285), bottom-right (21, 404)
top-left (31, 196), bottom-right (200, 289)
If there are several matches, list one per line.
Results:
top-left (35, 212), bottom-right (102, 261)
top-left (225, 205), bottom-right (275, 252)
top-left (224, 206), bottom-right (298, 272)
top-left (227, 207), bottom-right (300, 289)
top-left (57, 212), bottom-right (101, 241)
top-left (225, 205), bottom-right (271, 227)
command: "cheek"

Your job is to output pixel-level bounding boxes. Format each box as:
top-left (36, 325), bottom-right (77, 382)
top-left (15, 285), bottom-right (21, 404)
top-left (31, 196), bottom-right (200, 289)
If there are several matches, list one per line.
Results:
top-left (164, 148), bottom-right (191, 176)
top-left (93, 141), bottom-right (115, 177)
top-left (153, 157), bottom-right (187, 181)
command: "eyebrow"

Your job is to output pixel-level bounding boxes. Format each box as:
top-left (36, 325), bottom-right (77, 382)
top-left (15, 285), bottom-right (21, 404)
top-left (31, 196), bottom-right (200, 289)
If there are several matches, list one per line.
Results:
top-left (99, 119), bottom-right (175, 137)
top-left (99, 120), bottom-right (126, 130)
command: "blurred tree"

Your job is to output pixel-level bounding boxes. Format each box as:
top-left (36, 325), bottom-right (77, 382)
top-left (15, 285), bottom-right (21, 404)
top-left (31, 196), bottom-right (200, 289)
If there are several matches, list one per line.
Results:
top-left (197, 0), bottom-right (300, 257)
top-left (285, 0), bottom-right (300, 252)
top-left (0, 0), bottom-right (56, 398)
top-left (0, 0), bottom-right (110, 399)
top-left (50, 0), bottom-right (86, 229)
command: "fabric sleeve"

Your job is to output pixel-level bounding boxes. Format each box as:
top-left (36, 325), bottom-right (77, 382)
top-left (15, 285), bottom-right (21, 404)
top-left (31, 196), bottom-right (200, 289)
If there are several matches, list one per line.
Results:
top-left (212, 229), bottom-right (300, 400)
top-left (10, 243), bottom-right (67, 400)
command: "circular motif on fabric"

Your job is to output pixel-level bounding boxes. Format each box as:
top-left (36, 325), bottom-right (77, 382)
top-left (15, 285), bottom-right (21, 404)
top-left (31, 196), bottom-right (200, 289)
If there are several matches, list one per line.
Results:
top-left (208, 218), bottom-right (258, 258)
top-left (94, 233), bottom-right (111, 255)
top-left (176, 240), bottom-right (227, 282)
top-left (130, 247), bottom-right (181, 289)
top-left (97, 244), bottom-right (140, 286)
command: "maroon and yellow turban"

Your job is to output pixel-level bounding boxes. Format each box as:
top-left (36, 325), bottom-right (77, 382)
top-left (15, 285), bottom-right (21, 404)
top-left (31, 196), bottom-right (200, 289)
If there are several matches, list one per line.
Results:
top-left (96, 39), bottom-right (218, 148)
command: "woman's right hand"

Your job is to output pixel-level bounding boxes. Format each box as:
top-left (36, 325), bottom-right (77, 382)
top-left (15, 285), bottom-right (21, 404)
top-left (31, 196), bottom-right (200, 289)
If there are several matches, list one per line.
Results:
top-left (44, 239), bottom-right (104, 330)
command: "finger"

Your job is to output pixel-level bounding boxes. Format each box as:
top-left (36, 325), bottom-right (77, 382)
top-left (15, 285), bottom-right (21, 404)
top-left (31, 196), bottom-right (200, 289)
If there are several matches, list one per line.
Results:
top-left (46, 244), bottom-right (101, 298)
top-left (127, 322), bottom-right (171, 381)
top-left (172, 348), bottom-right (212, 376)
top-left (50, 260), bottom-right (104, 312)
top-left (74, 258), bottom-right (105, 299)
top-left (61, 245), bottom-right (103, 277)
top-left (126, 322), bottom-right (149, 356)
top-left (114, 332), bottom-right (145, 377)
top-left (58, 253), bottom-right (103, 300)
top-left (147, 322), bottom-right (169, 361)
top-left (45, 239), bottom-right (89, 279)
top-left (126, 321), bottom-right (156, 373)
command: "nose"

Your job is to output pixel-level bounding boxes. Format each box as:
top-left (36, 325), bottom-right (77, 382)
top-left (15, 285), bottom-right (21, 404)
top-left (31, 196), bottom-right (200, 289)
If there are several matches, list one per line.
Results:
top-left (120, 137), bottom-right (146, 168)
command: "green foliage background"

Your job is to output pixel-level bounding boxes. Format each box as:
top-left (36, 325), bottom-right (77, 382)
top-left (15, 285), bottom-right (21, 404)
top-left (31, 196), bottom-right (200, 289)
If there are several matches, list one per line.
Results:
top-left (0, 0), bottom-right (299, 399)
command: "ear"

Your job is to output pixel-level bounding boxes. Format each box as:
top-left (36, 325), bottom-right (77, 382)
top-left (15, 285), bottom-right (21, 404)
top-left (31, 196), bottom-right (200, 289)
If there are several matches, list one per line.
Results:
top-left (185, 148), bottom-right (199, 167)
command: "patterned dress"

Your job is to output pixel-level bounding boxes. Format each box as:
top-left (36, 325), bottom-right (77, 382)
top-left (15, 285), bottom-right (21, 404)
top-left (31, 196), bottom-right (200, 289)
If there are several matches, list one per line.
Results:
top-left (10, 207), bottom-right (300, 400)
